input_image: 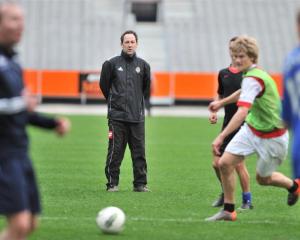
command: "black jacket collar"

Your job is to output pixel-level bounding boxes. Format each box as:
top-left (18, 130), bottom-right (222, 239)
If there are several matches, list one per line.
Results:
top-left (0, 45), bottom-right (16, 58)
top-left (121, 51), bottom-right (136, 61)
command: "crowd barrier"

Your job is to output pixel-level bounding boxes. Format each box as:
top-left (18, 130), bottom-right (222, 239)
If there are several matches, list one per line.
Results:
top-left (23, 69), bottom-right (283, 104)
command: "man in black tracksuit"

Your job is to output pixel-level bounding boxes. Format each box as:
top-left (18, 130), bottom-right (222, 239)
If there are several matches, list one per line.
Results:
top-left (100, 30), bottom-right (151, 192)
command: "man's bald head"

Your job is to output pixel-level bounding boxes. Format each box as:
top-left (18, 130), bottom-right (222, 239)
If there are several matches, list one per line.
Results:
top-left (0, 1), bottom-right (24, 47)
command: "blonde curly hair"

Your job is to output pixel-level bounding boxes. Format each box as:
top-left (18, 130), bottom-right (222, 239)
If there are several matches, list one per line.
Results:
top-left (230, 35), bottom-right (259, 64)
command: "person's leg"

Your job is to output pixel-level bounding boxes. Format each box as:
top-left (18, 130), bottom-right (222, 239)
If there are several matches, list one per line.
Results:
top-left (219, 152), bottom-right (245, 206)
top-left (206, 125), bottom-right (255, 221)
top-left (235, 162), bottom-right (250, 193)
top-left (255, 132), bottom-right (300, 205)
top-left (235, 162), bottom-right (253, 209)
top-left (105, 120), bottom-right (128, 190)
top-left (205, 152), bottom-right (244, 221)
top-left (256, 171), bottom-right (300, 206)
top-left (29, 214), bottom-right (39, 234)
top-left (211, 155), bottom-right (224, 207)
top-left (256, 172), bottom-right (293, 188)
top-left (212, 155), bottom-right (222, 184)
top-left (0, 155), bottom-right (41, 239)
top-left (0, 211), bottom-right (32, 240)
top-left (211, 130), bottom-right (240, 207)
top-left (128, 122), bottom-right (148, 191)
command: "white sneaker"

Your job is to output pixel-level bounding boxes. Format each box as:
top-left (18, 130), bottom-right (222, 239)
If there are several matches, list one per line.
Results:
top-left (107, 186), bottom-right (119, 192)
top-left (205, 210), bottom-right (237, 221)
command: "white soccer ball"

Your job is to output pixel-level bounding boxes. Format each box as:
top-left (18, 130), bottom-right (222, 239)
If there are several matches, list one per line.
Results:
top-left (96, 206), bottom-right (126, 234)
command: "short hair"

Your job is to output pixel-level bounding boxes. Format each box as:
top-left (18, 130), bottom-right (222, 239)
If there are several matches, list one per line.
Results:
top-left (120, 30), bottom-right (138, 44)
top-left (230, 35), bottom-right (259, 63)
top-left (229, 36), bottom-right (238, 52)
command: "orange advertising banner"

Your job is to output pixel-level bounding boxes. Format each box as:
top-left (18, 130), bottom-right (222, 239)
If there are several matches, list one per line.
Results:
top-left (23, 69), bottom-right (283, 101)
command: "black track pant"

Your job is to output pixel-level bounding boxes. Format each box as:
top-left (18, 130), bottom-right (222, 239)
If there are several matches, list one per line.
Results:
top-left (105, 119), bottom-right (147, 188)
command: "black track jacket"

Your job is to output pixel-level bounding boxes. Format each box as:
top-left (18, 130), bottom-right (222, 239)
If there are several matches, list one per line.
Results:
top-left (100, 51), bottom-right (151, 123)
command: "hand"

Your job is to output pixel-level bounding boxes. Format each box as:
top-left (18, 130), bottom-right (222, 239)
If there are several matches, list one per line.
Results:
top-left (55, 118), bottom-right (71, 136)
top-left (208, 100), bottom-right (223, 112)
top-left (209, 112), bottom-right (218, 124)
top-left (212, 134), bottom-right (225, 156)
top-left (22, 89), bottom-right (38, 112)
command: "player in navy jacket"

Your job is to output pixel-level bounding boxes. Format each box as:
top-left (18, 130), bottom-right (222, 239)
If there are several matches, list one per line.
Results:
top-left (0, 2), bottom-right (70, 239)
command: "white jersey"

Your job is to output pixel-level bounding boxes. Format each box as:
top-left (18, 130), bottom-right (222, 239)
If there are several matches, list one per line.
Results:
top-left (238, 76), bottom-right (263, 107)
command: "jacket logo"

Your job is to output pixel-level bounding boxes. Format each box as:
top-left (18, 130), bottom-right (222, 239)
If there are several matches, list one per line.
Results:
top-left (117, 66), bottom-right (123, 71)
top-left (108, 131), bottom-right (113, 139)
top-left (135, 67), bottom-right (141, 73)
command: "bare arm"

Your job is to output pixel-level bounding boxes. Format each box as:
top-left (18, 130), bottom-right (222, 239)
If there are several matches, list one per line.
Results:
top-left (208, 89), bottom-right (241, 112)
top-left (211, 76), bottom-right (263, 155)
top-left (208, 94), bottom-right (221, 124)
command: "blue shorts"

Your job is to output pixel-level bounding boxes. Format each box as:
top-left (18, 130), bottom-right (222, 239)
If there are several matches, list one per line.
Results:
top-left (0, 153), bottom-right (41, 215)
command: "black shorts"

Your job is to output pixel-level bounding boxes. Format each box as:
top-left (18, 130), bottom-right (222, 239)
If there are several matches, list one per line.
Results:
top-left (219, 129), bottom-right (240, 156)
top-left (0, 153), bottom-right (41, 215)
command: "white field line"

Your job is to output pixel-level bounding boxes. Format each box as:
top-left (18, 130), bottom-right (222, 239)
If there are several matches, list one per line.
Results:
top-left (36, 104), bottom-right (222, 118)
top-left (41, 216), bottom-right (294, 225)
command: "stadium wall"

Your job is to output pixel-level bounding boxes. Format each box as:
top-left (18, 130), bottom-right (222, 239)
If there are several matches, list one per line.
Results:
top-left (19, 0), bottom-right (291, 103)
top-left (23, 69), bottom-right (283, 104)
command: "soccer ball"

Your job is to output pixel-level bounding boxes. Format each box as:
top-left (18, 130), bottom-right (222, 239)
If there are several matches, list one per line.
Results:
top-left (96, 206), bottom-right (126, 234)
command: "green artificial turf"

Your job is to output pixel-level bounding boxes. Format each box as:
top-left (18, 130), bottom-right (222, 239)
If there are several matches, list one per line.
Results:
top-left (0, 115), bottom-right (299, 240)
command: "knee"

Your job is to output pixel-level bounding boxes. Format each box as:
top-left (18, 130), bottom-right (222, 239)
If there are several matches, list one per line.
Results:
top-left (218, 153), bottom-right (240, 174)
top-left (13, 219), bottom-right (32, 237)
top-left (212, 155), bottom-right (221, 169)
top-left (256, 174), bottom-right (271, 185)
top-left (7, 212), bottom-right (38, 239)
top-left (219, 160), bottom-right (231, 173)
top-left (212, 160), bottom-right (219, 169)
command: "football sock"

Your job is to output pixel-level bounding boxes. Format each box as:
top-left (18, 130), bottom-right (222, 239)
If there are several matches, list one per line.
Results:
top-left (242, 192), bottom-right (252, 204)
top-left (224, 203), bottom-right (235, 213)
top-left (288, 180), bottom-right (299, 193)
